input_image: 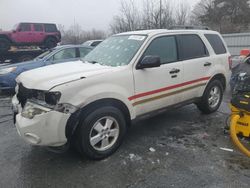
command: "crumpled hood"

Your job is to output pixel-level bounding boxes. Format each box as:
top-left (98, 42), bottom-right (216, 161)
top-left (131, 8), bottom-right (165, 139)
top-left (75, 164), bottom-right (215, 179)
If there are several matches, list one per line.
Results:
top-left (16, 60), bottom-right (114, 90)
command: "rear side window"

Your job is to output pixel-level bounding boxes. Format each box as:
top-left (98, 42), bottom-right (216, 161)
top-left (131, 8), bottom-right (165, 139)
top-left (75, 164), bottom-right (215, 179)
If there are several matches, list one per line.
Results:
top-left (205, 34), bottom-right (227, 54)
top-left (143, 36), bottom-right (177, 64)
top-left (45, 24), bottom-right (57, 32)
top-left (177, 34), bottom-right (208, 60)
top-left (91, 41), bottom-right (102, 47)
top-left (34, 24), bottom-right (43, 32)
top-left (19, 23), bottom-right (31, 31)
top-left (53, 48), bottom-right (76, 61)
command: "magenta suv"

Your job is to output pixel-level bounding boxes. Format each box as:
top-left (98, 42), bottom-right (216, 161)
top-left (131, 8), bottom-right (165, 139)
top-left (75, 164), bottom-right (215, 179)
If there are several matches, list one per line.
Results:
top-left (0, 23), bottom-right (61, 52)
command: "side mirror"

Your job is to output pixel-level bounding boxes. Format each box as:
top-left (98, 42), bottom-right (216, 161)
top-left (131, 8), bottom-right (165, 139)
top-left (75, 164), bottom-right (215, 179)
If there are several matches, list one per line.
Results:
top-left (136, 56), bottom-right (161, 69)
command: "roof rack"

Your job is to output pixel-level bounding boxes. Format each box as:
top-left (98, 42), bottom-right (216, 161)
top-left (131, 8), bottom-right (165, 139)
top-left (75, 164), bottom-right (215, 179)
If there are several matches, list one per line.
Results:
top-left (168, 25), bottom-right (210, 30)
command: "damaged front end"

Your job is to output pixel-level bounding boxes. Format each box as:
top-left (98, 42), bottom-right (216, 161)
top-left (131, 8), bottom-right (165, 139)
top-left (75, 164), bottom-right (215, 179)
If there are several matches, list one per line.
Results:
top-left (15, 83), bottom-right (79, 119)
top-left (12, 83), bottom-right (80, 147)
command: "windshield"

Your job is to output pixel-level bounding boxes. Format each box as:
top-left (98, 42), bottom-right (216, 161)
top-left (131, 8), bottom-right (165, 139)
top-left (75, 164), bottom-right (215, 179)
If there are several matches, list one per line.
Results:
top-left (82, 35), bottom-right (147, 67)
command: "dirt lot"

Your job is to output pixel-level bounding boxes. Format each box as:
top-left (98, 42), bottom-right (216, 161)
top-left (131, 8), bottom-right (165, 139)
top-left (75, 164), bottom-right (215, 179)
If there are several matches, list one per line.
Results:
top-left (0, 89), bottom-right (250, 188)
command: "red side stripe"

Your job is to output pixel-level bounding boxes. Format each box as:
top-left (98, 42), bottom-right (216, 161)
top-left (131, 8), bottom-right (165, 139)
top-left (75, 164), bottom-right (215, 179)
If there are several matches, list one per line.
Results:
top-left (128, 77), bottom-right (210, 101)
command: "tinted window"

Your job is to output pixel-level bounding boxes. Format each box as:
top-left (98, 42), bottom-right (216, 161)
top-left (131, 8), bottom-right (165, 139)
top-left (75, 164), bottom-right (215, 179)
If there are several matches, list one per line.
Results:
top-left (205, 34), bottom-right (227, 54)
top-left (19, 23), bottom-right (31, 31)
top-left (53, 48), bottom-right (76, 61)
top-left (177, 34), bottom-right (208, 60)
top-left (34, 24), bottom-right (43, 32)
top-left (45, 24), bottom-right (57, 32)
top-left (91, 41), bottom-right (102, 47)
top-left (143, 36), bottom-right (177, 64)
top-left (79, 47), bottom-right (92, 57)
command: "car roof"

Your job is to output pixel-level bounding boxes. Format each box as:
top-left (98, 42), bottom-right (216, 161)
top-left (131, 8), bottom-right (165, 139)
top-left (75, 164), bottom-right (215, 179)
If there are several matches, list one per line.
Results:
top-left (115, 29), bottom-right (220, 37)
top-left (19, 22), bottom-right (57, 25)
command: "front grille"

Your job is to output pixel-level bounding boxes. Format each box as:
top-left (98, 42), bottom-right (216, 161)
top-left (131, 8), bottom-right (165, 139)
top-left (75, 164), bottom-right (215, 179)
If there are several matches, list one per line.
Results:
top-left (16, 83), bottom-right (33, 107)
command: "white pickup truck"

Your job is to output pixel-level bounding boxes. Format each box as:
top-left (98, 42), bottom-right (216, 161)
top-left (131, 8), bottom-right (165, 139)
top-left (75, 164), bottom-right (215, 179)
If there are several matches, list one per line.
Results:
top-left (12, 29), bottom-right (231, 159)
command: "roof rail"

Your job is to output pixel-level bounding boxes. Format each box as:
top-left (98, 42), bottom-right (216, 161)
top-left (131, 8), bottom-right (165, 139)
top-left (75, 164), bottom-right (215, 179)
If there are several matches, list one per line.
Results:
top-left (168, 25), bottom-right (210, 30)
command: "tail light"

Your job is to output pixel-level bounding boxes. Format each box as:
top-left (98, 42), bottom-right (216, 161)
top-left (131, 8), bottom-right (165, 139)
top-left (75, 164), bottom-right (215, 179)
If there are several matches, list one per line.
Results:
top-left (228, 56), bottom-right (232, 70)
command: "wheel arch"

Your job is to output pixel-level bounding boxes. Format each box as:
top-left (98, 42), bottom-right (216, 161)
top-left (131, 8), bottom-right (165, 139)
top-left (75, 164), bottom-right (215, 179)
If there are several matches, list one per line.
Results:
top-left (0, 35), bottom-right (12, 43)
top-left (209, 73), bottom-right (226, 91)
top-left (65, 98), bottom-right (131, 140)
top-left (44, 35), bottom-right (58, 43)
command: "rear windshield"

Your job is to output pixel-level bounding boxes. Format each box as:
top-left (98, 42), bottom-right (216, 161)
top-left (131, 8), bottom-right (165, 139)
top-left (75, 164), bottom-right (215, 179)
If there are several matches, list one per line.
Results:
top-left (205, 34), bottom-right (227, 55)
top-left (44, 24), bottom-right (57, 32)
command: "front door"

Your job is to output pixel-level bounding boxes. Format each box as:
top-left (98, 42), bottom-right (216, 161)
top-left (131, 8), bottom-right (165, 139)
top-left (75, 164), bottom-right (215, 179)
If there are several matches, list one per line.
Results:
top-left (13, 23), bottom-right (33, 43)
top-left (131, 35), bottom-right (184, 116)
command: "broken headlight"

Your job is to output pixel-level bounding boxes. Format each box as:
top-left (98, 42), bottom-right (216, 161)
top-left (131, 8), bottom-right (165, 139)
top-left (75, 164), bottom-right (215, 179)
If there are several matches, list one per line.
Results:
top-left (21, 102), bottom-right (50, 119)
top-left (32, 90), bottom-right (61, 106)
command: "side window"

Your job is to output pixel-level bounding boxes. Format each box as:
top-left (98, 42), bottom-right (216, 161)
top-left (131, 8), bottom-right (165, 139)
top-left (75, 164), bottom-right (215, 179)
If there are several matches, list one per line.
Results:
top-left (91, 41), bottom-right (101, 47)
top-left (45, 24), bottom-right (57, 32)
top-left (205, 34), bottom-right (227, 54)
top-left (19, 23), bottom-right (31, 32)
top-left (53, 48), bottom-right (76, 61)
top-left (34, 24), bottom-right (43, 32)
top-left (177, 34), bottom-right (208, 60)
top-left (142, 36), bottom-right (177, 64)
top-left (79, 48), bottom-right (92, 57)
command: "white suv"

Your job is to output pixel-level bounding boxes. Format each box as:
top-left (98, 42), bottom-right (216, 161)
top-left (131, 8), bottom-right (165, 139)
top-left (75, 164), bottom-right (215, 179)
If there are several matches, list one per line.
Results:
top-left (12, 29), bottom-right (231, 159)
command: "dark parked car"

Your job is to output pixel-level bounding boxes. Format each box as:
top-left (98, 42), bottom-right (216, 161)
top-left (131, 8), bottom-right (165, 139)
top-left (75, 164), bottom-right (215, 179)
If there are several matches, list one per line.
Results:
top-left (0, 45), bottom-right (93, 91)
top-left (0, 23), bottom-right (61, 52)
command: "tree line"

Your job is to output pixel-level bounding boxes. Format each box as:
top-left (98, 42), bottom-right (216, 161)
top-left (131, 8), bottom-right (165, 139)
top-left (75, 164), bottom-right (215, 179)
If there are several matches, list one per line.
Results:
top-left (59, 0), bottom-right (250, 44)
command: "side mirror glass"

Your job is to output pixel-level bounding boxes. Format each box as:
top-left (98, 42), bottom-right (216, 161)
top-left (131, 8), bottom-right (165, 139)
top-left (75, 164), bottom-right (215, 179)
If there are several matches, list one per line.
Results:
top-left (136, 55), bottom-right (161, 69)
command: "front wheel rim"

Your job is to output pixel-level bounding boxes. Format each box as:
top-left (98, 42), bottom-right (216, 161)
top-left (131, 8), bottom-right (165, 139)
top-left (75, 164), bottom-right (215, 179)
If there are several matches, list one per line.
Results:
top-left (89, 116), bottom-right (120, 151)
top-left (208, 86), bottom-right (221, 108)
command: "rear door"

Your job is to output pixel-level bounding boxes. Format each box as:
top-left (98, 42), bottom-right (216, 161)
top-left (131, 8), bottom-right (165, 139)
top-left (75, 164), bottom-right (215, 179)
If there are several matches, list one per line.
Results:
top-left (132, 35), bottom-right (184, 115)
top-left (32, 24), bottom-right (45, 43)
top-left (176, 34), bottom-right (211, 101)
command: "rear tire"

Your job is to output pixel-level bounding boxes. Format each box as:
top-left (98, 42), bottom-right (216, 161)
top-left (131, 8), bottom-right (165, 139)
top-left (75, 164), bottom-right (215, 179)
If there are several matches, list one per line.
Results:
top-left (44, 37), bottom-right (57, 49)
top-left (0, 38), bottom-right (11, 52)
top-left (196, 80), bottom-right (223, 114)
top-left (74, 106), bottom-right (127, 160)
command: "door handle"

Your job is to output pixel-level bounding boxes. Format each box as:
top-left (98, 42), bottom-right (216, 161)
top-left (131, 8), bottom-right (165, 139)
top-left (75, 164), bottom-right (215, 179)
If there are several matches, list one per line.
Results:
top-left (169, 68), bottom-right (180, 74)
top-left (204, 62), bottom-right (212, 67)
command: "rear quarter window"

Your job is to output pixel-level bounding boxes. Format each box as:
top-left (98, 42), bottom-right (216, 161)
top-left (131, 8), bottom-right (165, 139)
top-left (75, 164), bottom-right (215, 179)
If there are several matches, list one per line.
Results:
top-left (44, 24), bottom-right (57, 32)
top-left (177, 34), bottom-right (208, 60)
top-left (205, 34), bottom-right (227, 55)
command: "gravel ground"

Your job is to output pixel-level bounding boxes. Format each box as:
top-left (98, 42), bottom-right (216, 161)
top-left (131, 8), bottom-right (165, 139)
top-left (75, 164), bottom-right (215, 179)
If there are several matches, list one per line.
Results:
top-left (0, 89), bottom-right (249, 188)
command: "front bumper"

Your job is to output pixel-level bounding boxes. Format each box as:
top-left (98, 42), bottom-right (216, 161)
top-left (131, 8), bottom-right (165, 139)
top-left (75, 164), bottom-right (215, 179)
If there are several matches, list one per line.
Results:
top-left (12, 96), bottom-right (70, 146)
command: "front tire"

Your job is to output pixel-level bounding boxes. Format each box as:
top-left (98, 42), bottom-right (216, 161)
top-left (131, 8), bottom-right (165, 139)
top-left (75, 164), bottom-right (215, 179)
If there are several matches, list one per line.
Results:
top-left (74, 106), bottom-right (127, 160)
top-left (196, 80), bottom-right (223, 114)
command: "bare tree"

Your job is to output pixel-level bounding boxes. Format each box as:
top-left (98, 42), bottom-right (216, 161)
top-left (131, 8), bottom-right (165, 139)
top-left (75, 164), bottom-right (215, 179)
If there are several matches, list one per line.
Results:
top-left (175, 1), bottom-right (190, 25)
top-left (110, 0), bottom-right (141, 33)
top-left (58, 24), bottom-right (106, 45)
top-left (192, 0), bottom-right (250, 33)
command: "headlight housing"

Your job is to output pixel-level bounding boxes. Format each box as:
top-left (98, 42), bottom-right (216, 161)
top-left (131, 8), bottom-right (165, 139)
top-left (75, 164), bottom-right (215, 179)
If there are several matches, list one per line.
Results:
top-left (31, 90), bottom-right (61, 106)
top-left (0, 67), bottom-right (17, 75)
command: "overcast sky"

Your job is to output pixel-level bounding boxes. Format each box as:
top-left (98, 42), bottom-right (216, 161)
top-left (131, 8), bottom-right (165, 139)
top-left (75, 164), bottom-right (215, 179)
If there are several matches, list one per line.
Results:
top-left (0, 0), bottom-right (199, 31)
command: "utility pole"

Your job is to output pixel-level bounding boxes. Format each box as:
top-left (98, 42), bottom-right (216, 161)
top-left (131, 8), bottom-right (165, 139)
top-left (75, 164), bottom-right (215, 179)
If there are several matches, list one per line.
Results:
top-left (159, 0), bottom-right (162, 29)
